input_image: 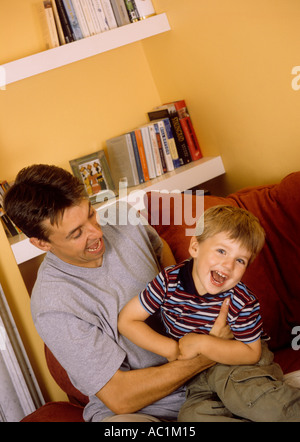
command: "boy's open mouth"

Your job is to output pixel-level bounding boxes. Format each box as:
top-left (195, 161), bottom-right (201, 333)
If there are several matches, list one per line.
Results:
top-left (211, 270), bottom-right (228, 286)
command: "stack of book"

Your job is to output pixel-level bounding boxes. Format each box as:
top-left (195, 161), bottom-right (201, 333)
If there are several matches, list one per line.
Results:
top-left (106, 100), bottom-right (203, 188)
top-left (0, 182), bottom-right (22, 238)
top-left (42, 0), bottom-right (156, 48)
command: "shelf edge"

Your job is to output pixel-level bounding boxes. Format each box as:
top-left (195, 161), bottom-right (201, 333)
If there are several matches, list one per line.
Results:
top-left (2, 14), bottom-right (170, 85)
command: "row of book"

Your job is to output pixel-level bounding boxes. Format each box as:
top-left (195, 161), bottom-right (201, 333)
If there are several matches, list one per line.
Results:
top-left (106, 100), bottom-right (203, 188)
top-left (0, 182), bottom-right (21, 238)
top-left (42, 0), bottom-right (156, 48)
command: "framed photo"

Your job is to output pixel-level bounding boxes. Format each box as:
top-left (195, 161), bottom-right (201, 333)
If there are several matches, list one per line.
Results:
top-left (70, 150), bottom-right (115, 205)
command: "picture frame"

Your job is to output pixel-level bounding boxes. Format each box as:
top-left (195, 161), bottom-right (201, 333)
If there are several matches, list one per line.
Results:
top-left (70, 150), bottom-right (115, 205)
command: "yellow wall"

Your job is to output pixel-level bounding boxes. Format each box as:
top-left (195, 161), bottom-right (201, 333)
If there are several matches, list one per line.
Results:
top-left (1, 0), bottom-right (300, 402)
top-left (148, 0), bottom-right (300, 192)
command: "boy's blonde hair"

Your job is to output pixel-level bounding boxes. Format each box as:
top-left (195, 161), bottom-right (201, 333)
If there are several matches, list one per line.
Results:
top-left (195, 205), bottom-right (265, 265)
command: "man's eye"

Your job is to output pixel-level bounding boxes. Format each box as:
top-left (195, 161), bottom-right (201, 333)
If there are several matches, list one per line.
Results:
top-left (73, 230), bottom-right (82, 239)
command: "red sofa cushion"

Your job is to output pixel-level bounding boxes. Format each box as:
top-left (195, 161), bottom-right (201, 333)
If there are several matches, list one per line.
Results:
top-left (21, 402), bottom-right (84, 422)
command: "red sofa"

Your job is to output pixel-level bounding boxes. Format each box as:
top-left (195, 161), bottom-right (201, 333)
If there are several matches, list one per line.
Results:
top-left (22, 172), bottom-right (300, 422)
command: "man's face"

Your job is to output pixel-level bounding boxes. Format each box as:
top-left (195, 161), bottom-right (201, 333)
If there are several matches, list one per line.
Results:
top-left (189, 232), bottom-right (251, 296)
top-left (41, 199), bottom-right (105, 268)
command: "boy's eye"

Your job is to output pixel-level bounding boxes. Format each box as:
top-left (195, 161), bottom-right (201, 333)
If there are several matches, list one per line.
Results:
top-left (217, 248), bottom-right (226, 255)
top-left (237, 258), bottom-right (246, 266)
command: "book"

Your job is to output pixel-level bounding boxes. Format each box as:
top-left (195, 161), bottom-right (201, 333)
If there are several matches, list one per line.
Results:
top-left (62, 0), bottom-right (84, 40)
top-left (148, 105), bottom-right (192, 165)
top-left (153, 123), bottom-right (167, 173)
top-left (124, 0), bottom-right (139, 22)
top-left (43, 1), bottom-right (60, 48)
top-left (162, 118), bottom-right (181, 169)
top-left (72, 0), bottom-right (91, 38)
top-left (146, 123), bottom-right (163, 176)
top-left (55, 0), bottom-right (75, 42)
top-left (134, 129), bottom-right (150, 181)
top-left (133, 0), bottom-right (155, 19)
top-left (90, 0), bottom-right (110, 32)
top-left (128, 132), bottom-right (145, 183)
top-left (156, 120), bottom-right (174, 172)
top-left (50, 0), bottom-right (66, 44)
top-left (100, 0), bottom-right (118, 29)
top-left (140, 126), bottom-right (156, 179)
top-left (168, 100), bottom-right (203, 161)
top-left (0, 182), bottom-right (21, 237)
top-left (79, 0), bottom-right (99, 34)
top-left (106, 134), bottom-right (140, 187)
top-left (110, 0), bottom-right (130, 26)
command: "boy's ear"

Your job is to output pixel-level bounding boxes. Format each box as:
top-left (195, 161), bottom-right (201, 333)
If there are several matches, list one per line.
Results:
top-left (189, 236), bottom-right (199, 258)
top-left (29, 237), bottom-right (52, 252)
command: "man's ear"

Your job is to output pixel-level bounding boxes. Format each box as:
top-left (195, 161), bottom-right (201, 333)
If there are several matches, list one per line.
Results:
top-left (189, 236), bottom-right (199, 258)
top-left (29, 237), bottom-right (52, 252)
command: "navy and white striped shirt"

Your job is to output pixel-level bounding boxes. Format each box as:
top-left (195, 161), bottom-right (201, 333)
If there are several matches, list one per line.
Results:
top-left (139, 259), bottom-right (264, 344)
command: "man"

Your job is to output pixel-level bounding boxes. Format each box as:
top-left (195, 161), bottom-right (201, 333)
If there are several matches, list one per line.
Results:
top-left (4, 164), bottom-right (229, 422)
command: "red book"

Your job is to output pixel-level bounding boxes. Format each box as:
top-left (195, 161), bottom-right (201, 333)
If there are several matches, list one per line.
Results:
top-left (168, 100), bottom-right (203, 161)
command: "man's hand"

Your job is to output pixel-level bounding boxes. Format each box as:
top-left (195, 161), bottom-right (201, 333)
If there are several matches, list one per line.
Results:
top-left (210, 298), bottom-right (233, 340)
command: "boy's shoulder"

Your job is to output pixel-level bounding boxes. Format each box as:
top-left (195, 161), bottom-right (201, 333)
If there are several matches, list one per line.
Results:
top-left (231, 281), bottom-right (259, 305)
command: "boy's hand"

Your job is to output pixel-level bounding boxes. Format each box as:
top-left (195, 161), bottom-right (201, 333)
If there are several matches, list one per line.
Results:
top-left (210, 298), bottom-right (233, 340)
top-left (166, 339), bottom-right (180, 362)
top-left (178, 333), bottom-right (201, 360)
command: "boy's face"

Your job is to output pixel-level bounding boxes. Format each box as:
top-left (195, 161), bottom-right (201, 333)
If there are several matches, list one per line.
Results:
top-left (189, 232), bottom-right (251, 296)
top-left (31, 199), bottom-right (105, 268)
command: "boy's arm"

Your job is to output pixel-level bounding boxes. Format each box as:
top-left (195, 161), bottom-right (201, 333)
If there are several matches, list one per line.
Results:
top-left (178, 333), bottom-right (262, 365)
top-left (118, 295), bottom-right (179, 361)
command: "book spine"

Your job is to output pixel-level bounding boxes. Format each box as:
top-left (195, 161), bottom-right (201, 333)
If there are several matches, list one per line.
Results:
top-left (90, 0), bottom-right (109, 32)
top-left (157, 121), bottom-right (174, 172)
top-left (62, 0), bottom-right (84, 40)
top-left (79, 0), bottom-right (98, 34)
top-left (173, 100), bottom-right (203, 161)
top-left (133, 0), bottom-right (155, 19)
top-left (51, 0), bottom-right (66, 44)
top-left (124, 0), bottom-right (139, 22)
top-left (100, 0), bottom-right (118, 29)
top-left (134, 129), bottom-right (150, 181)
top-left (43, 1), bottom-right (60, 48)
top-left (163, 118), bottom-right (181, 169)
top-left (125, 133), bottom-right (140, 186)
top-left (72, 0), bottom-right (91, 37)
top-left (140, 127), bottom-right (156, 179)
top-left (147, 124), bottom-right (163, 176)
top-left (153, 123), bottom-right (167, 173)
top-left (109, 0), bottom-right (130, 26)
top-left (129, 132), bottom-right (145, 183)
top-left (55, 0), bottom-right (75, 42)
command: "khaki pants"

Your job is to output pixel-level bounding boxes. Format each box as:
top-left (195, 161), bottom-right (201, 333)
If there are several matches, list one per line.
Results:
top-left (178, 342), bottom-right (300, 422)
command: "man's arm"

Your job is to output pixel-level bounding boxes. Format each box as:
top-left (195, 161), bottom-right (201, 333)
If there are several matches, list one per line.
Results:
top-left (96, 355), bottom-right (214, 415)
top-left (102, 299), bottom-right (231, 414)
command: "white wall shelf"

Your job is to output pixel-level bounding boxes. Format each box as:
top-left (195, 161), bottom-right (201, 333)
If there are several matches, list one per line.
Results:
top-left (9, 156), bottom-right (225, 265)
top-left (2, 13), bottom-right (170, 85)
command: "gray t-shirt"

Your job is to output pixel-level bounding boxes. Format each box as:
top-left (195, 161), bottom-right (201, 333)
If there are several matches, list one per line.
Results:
top-left (31, 205), bottom-right (185, 421)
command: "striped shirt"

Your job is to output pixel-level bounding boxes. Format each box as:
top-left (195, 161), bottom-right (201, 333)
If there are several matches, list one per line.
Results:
top-left (139, 259), bottom-right (264, 344)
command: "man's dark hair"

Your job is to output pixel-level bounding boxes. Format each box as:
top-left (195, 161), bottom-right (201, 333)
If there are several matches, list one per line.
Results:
top-left (4, 164), bottom-right (86, 241)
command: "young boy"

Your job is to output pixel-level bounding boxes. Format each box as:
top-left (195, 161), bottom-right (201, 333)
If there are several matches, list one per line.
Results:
top-left (118, 205), bottom-right (300, 422)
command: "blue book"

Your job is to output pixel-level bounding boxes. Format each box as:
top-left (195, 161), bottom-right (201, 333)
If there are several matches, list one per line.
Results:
top-left (62, 0), bottom-right (83, 40)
